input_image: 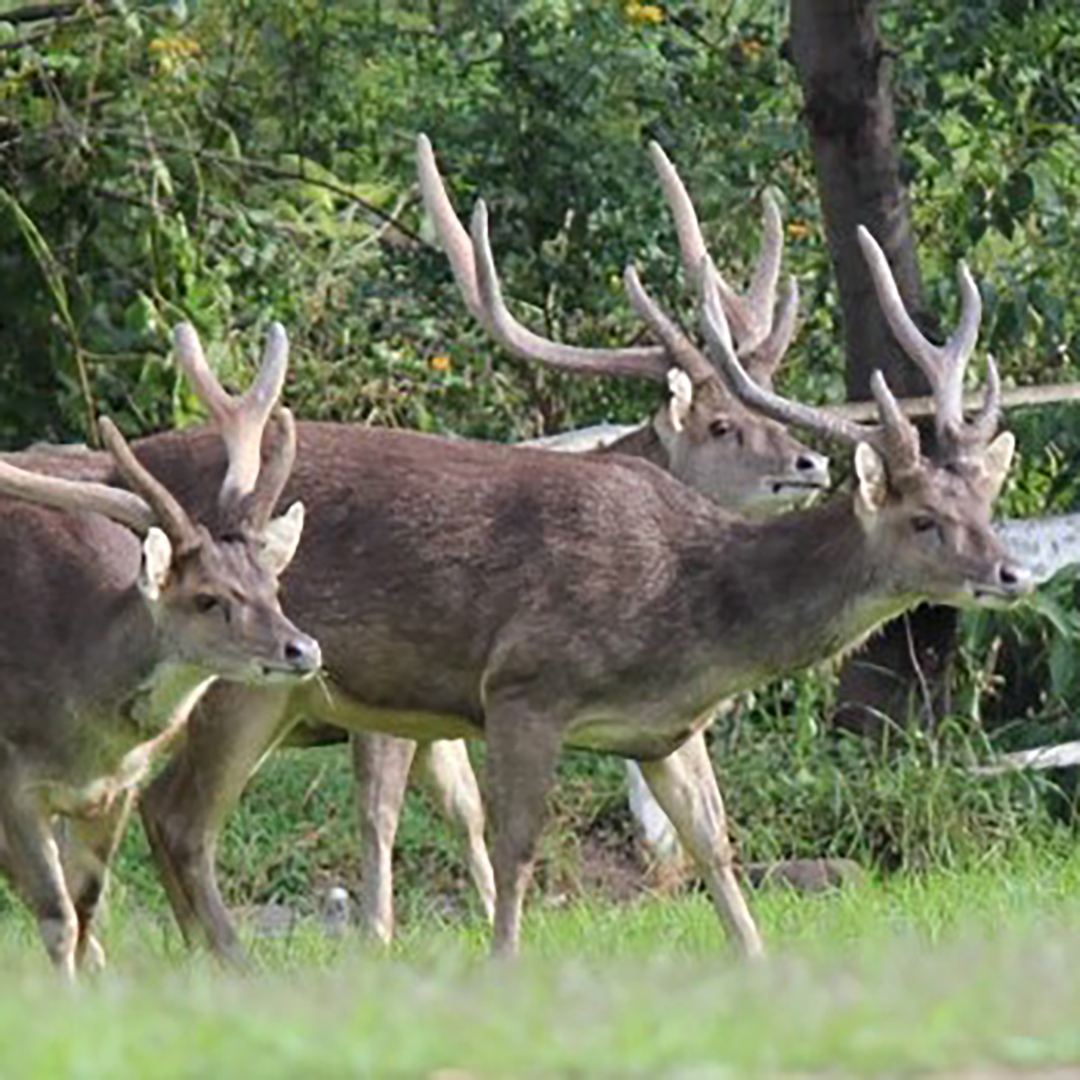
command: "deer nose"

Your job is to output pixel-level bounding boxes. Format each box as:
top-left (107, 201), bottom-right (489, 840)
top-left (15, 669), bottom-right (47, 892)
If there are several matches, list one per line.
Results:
top-left (795, 451), bottom-right (830, 484)
top-left (997, 560), bottom-right (1034, 595)
top-left (284, 635), bottom-right (322, 674)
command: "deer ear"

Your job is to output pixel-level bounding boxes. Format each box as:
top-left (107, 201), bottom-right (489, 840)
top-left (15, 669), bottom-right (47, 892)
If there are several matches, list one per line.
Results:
top-left (982, 431), bottom-right (1015, 500)
top-left (139, 527), bottom-right (174, 602)
top-left (260, 501), bottom-right (305, 576)
top-left (666, 368), bottom-right (694, 433)
top-left (854, 442), bottom-right (889, 515)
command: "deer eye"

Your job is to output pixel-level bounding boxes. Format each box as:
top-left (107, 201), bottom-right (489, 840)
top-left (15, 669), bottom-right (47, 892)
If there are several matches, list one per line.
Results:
top-left (709, 418), bottom-right (734, 439)
top-left (194, 593), bottom-right (220, 614)
top-left (910, 514), bottom-right (937, 535)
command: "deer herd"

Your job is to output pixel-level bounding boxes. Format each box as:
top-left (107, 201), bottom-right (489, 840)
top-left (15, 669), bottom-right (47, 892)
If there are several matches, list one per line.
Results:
top-left (0, 135), bottom-right (1039, 977)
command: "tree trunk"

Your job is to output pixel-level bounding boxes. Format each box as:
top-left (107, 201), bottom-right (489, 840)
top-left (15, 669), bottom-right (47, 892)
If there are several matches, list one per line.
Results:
top-left (789, 0), bottom-right (956, 738)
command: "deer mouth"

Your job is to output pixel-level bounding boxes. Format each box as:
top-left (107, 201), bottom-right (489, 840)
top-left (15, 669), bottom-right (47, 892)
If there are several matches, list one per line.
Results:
top-left (259, 662), bottom-right (319, 682)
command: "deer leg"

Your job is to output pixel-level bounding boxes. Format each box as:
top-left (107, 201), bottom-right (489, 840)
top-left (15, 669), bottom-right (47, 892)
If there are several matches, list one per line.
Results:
top-left (638, 731), bottom-right (763, 958)
top-left (140, 682), bottom-right (293, 967)
top-left (350, 731), bottom-right (417, 944)
top-left (484, 702), bottom-right (562, 959)
top-left (0, 752), bottom-right (77, 978)
top-left (625, 759), bottom-right (688, 889)
top-left (58, 788), bottom-right (136, 973)
top-left (412, 739), bottom-right (495, 925)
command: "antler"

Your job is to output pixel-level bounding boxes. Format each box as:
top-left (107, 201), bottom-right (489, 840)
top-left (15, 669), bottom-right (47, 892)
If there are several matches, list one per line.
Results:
top-left (0, 454), bottom-right (155, 535)
top-left (228, 408), bottom-right (298, 535)
top-left (420, 134), bottom-right (673, 383)
top-left (857, 226), bottom-right (1000, 455)
top-left (172, 322), bottom-right (289, 507)
top-left (699, 256), bottom-right (922, 474)
top-left (0, 416), bottom-right (206, 544)
top-left (648, 141), bottom-right (796, 382)
top-left (99, 416), bottom-right (204, 547)
top-left (469, 199), bottom-right (719, 384)
top-left (172, 321), bottom-right (297, 530)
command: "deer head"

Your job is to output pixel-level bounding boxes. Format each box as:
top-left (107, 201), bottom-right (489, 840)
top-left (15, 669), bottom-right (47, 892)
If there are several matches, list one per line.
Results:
top-left (417, 134), bottom-right (828, 513)
top-left (0, 324), bottom-right (321, 681)
top-left (700, 229), bottom-right (1032, 608)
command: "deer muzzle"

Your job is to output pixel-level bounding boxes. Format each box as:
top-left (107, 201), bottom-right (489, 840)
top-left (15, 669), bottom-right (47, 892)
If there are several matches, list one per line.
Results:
top-left (267, 632), bottom-right (322, 679)
top-left (973, 556), bottom-right (1035, 606)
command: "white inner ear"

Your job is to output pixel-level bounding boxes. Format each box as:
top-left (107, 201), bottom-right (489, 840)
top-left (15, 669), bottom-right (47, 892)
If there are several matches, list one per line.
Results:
top-left (139, 527), bottom-right (174, 603)
top-left (982, 431), bottom-right (1015, 500)
top-left (854, 442), bottom-right (889, 516)
top-left (666, 368), bottom-right (694, 433)
top-left (260, 501), bottom-right (305, 576)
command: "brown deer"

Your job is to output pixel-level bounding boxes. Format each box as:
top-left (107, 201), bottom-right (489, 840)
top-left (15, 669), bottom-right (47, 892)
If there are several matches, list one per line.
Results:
top-left (0, 323), bottom-right (320, 977)
top-left (132, 208), bottom-right (1028, 963)
top-left (341, 135), bottom-right (833, 943)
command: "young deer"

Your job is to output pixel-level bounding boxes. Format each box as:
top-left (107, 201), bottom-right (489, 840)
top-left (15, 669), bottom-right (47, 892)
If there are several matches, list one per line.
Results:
top-left (338, 136), bottom-right (833, 943)
top-left (133, 207), bottom-right (1028, 963)
top-left (0, 323), bottom-right (319, 977)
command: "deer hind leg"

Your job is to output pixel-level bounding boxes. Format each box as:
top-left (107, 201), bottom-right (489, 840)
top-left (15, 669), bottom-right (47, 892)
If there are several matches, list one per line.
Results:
top-left (350, 732), bottom-right (417, 944)
top-left (625, 759), bottom-right (689, 890)
top-left (484, 699), bottom-right (562, 959)
top-left (638, 731), bottom-right (763, 958)
top-left (412, 739), bottom-right (495, 925)
top-left (140, 681), bottom-right (293, 968)
top-left (58, 788), bottom-right (136, 973)
top-left (0, 750), bottom-right (77, 978)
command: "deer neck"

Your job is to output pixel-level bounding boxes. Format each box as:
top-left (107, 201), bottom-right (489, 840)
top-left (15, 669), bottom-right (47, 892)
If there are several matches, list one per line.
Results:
top-left (601, 420), bottom-right (671, 470)
top-left (90, 589), bottom-right (213, 738)
top-left (691, 497), bottom-right (911, 686)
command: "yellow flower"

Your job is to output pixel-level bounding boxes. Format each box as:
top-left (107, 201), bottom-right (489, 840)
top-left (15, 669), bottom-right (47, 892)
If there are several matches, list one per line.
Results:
top-left (786, 222), bottom-right (810, 239)
top-left (429, 354), bottom-right (452, 373)
top-left (149, 35), bottom-right (200, 57)
top-left (739, 38), bottom-right (765, 59)
top-left (625, 2), bottom-right (664, 26)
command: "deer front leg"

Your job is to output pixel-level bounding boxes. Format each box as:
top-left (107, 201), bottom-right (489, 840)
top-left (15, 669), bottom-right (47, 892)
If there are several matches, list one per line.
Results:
top-left (484, 699), bottom-right (562, 959)
top-left (58, 787), bottom-right (137, 973)
top-left (350, 731), bottom-right (417, 944)
top-left (412, 739), bottom-right (495, 925)
top-left (140, 681), bottom-right (293, 967)
top-left (638, 731), bottom-right (764, 958)
top-left (0, 750), bottom-right (77, 978)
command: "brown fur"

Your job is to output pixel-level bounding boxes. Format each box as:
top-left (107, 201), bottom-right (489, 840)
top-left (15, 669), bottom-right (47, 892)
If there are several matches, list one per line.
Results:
top-left (76, 419), bottom-right (1021, 962)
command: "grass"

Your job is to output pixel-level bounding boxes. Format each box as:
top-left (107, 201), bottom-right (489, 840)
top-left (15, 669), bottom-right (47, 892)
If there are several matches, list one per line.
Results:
top-left (4, 848), bottom-right (1080, 1077)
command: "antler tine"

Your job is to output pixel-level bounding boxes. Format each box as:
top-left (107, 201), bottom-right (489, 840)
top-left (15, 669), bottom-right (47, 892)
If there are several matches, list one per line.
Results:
top-left (744, 274), bottom-right (799, 389)
top-left (417, 133), bottom-right (486, 326)
top-left (648, 141), bottom-right (708, 285)
top-left (623, 264), bottom-right (724, 386)
top-left (868, 371), bottom-right (923, 475)
top-left (0, 458), bottom-right (155, 535)
top-left (469, 198), bottom-right (672, 383)
top-left (742, 187), bottom-right (784, 353)
top-left (699, 256), bottom-right (873, 448)
top-left (99, 417), bottom-right (200, 548)
top-left (173, 322), bottom-right (289, 505)
top-left (856, 225), bottom-right (983, 436)
top-left (967, 352), bottom-right (1002, 445)
top-left (649, 140), bottom-right (756, 351)
top-left (235, 407), bottom-right (298, 535)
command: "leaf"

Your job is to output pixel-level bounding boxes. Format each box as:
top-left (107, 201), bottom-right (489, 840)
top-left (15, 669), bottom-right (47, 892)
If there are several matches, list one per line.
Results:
top-left (1004, 170), bottom-right (1035, 216)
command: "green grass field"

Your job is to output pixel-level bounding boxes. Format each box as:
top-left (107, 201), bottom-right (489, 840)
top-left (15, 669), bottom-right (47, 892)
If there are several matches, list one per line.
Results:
top-left (3, 847), bottom-right (1080, 1078)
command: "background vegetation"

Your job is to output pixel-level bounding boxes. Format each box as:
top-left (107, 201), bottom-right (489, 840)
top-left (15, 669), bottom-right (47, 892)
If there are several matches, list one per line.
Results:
top-left (2, 0), bottom-right (1080, 920)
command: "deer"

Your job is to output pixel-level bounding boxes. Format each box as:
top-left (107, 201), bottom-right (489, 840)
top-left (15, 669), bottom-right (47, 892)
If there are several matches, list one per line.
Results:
top-left (0, 322), bottom-right (320, 978)
top-left (126, 195), bottom-right (1029, 963)
top-left (334, 135), bottom-right (836, 942)
top-left (0, 155), bottom-right (831, 955)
